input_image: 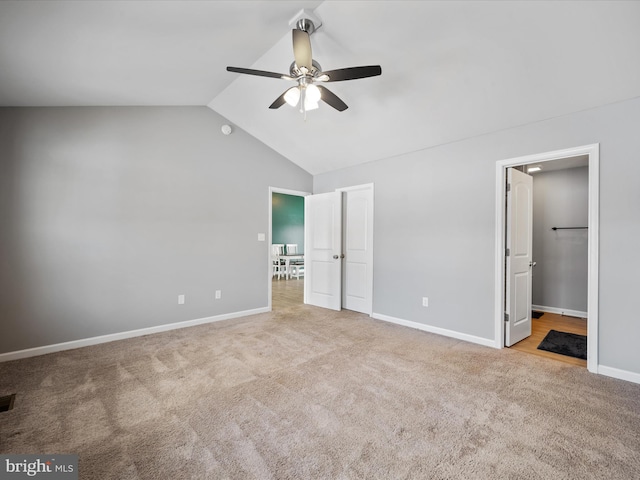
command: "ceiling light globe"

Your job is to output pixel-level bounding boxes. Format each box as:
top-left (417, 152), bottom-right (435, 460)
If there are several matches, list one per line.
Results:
top-left (306, 84), bottom-right (321, 103)
top-left (284, 87), bottom-right (300, 107)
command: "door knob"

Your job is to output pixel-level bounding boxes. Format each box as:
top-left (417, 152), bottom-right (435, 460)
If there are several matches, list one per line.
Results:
top-left (529, 261), bottom-right (537, 267)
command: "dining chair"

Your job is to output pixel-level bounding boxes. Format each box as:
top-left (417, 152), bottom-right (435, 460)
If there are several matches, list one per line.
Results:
top-left (290, 261), bottom-right (305, 279)
top-left (271, 244), bottom-right (286, 279)
top-left (285, 244), bottom-right (304, 279)
top-left (271, 243), bottom-right (287, 279)
top-left (285, 244), bottom-right (298, 255)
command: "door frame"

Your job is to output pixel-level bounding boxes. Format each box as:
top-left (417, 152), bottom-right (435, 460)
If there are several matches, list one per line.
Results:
top-left (268, 186), bottom-right (311, 311)
top-left (494, 144), bottom-right (599, 373)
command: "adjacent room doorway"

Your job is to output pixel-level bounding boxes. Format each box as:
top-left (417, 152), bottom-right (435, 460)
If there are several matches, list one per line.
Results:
top-left (268, 187), bottom-right (309, 311)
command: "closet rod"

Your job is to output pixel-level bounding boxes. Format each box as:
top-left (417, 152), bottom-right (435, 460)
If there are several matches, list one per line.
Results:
top-left (551, 227), bottom-right (588, 231)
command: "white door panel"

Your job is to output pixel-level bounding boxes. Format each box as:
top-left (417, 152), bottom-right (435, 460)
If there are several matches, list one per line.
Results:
top-left (342, 187), bottom-right (373, 314)
top-left (305, 192), bottom-right (342, 310)
top-left (505, 168), bottom-right (533, 346)
top-left (345, 263), bottom-right (367, 299)
top-left (303, 186), bottom-right (373, 314)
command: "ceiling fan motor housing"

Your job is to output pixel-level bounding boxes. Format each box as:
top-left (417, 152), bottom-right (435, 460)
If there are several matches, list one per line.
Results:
top-left (289, 59), bottom-right (322, 78)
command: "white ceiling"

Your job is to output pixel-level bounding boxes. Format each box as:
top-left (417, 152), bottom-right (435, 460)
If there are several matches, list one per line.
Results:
top-left (527, 154), bottom-right (589, 174)
top-left (1, 1), bottom-right (639, 175)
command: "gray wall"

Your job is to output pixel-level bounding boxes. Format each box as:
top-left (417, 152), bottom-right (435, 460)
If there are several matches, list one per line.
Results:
top-left (314, 96), bottom-right (640, 375)
top-left (532, 167), bottom-right (588, 313)
top-left (0, 107), bottom-right (312, 354)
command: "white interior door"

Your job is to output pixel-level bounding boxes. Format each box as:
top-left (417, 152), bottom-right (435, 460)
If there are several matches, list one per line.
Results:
top-left (342, 187), bottom-right (374, 314)
top-left (505, 168), bottom-right (534, 346)
top-left (304, 192), bottom-right (342, 310)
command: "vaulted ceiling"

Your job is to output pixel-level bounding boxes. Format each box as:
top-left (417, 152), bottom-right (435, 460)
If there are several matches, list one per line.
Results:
top-left (1, 1), bottom-right (639, 174)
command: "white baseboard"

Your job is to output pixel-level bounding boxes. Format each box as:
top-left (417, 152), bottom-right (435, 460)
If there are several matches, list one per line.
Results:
top-left (597, 365), bottom-right (640, 385)
top-left (371, 312), bottom-right (640, 385)
top-left (0, 307), bottom-right (270, 363)
top-left (371, 312), bottom-right (495, 349)
top-left (532, 304), bottom-right (587, 319)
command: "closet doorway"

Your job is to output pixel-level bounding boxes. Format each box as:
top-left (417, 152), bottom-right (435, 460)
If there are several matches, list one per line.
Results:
top-left (495, 144), bottom-right (599, 373)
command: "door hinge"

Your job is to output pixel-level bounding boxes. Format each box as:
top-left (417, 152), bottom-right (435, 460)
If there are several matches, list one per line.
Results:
top-left (505, 248), bottom-right (510, 257)
top-left (506, 183), bottom-right (511, 192)
top-left (504, 312), bottom-right (509, 322)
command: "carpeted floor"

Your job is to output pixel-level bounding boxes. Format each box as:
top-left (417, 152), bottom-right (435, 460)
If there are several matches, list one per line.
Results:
top-left (1, 303), bottom-right (639, 479)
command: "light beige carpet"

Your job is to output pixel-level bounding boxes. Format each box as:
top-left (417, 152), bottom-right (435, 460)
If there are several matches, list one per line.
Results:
top-left (1, 304), bottom-right (639, 479)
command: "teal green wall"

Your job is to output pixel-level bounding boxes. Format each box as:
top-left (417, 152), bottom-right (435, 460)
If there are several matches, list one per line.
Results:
top-left (272, 193), bottom-right (304, 252)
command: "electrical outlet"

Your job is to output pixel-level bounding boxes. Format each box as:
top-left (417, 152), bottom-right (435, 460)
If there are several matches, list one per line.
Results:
top-left (422, 297), bottom-right (429, 307)
top-left (215, 290), bottom-right (221, 300)
top-left (178, 294), bottom-right (185, 305)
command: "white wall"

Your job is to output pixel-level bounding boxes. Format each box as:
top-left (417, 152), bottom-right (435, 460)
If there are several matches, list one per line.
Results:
top-left (532, 167), bottom-right (588, 313)
top-left (314, 97), bottom-right (640, 377)
top-left (0, 107), bottom-right (312, 355)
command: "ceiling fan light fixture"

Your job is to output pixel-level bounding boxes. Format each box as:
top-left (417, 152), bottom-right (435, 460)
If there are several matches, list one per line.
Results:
top-left (284, 86), bottom-right (301, 107)
top-left (305, 84), bottom-right (321, 103)
top-left (226, 17), bottom-right (381, 115)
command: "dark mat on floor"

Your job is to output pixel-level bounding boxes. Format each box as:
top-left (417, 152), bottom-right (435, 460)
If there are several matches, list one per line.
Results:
top-left (537, 329), bottom-right (587, 360)
top-left (532, 311), bottom-right (544, 319)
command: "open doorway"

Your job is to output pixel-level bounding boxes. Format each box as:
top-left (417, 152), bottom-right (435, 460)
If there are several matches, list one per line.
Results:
top-left (509, 158), bottom-right (589, 367)
top-left (495, 144), bottom-right (599, 373)
top-left (268, 187), bottom-right (309, 311)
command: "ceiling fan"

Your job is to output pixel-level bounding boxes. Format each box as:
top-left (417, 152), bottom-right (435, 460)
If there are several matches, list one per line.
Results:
top-left (226, 18), bottom-right (381, 115)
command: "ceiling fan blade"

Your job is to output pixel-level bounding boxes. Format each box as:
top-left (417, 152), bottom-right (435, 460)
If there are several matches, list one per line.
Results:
top-left (319, 65), bottom-right (382, 82)
top-left (227, 66), bottom-right (293, 80)
top-left (292, 29), bottom-right (312, 71)
top-left (269, 90), bottom-right (288, 109)
top-left (317, 86), bottom-right (348, 112)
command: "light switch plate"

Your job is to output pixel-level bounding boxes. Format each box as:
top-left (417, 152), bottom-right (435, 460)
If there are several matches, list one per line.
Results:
top-left (258, 233), bottom-right (266, 241)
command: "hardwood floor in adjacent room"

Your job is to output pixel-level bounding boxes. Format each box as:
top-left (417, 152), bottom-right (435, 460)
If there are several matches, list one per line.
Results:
top-left (509, 311), bottom-right (587, 367)
top-left (272, 277), bottom-right (304, 310)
